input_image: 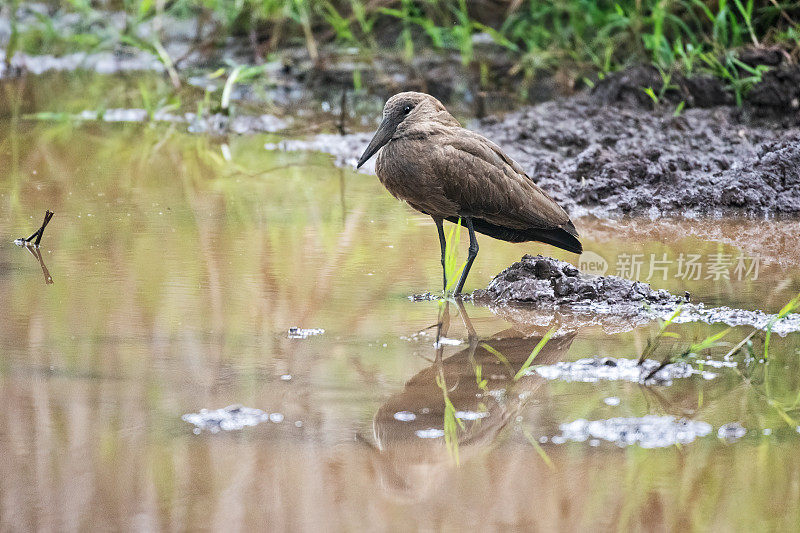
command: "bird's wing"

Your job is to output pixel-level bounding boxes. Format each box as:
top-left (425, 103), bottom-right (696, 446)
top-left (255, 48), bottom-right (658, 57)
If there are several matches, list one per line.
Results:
top-left (432, 130), bottom-right (571, 230)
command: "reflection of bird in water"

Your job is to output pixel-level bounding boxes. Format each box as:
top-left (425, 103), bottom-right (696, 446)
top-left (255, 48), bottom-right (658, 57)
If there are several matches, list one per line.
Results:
top-left (25, 246), bottom-right (54, 285)
top-left (365, 302), bottom-right (576, 501)
top-left (357, 92), bottom-right (581, 295)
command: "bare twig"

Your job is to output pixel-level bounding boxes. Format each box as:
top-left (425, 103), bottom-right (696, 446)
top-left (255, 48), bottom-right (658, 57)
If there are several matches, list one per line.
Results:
top-left (17, 210), bottom-right (54, 247)
top-left (337, 90), bottom-right (347, 135)
top-left (769, 0), bottom-right (797, 26)
top-left (721, 329), bottom-right (758, 361)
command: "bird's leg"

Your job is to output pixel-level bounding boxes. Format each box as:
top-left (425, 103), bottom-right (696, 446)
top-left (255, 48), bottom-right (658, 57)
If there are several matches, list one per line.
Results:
top-left (454, 298), bottom-right (477, 340)
top-left (433, 216), bottom-right (447, 291)
top-left (453, 216), bottom-right (478, 297)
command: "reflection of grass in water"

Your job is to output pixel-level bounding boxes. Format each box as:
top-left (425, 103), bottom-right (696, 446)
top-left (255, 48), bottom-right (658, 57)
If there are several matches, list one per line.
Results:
top-left (764, 293), bottom-right (800, 361)
top-left (637, 303), bottom-right (683, 364)
top-left (480, 342), bottom-right (512, 372)
top-left (521, 426), bottom-right (554, 470)
top-left (478, 329), bottom-right (557, 468)
top-left (434, 299), bottom-right (463, 464)
top-left (645, 326), bottom-right (731, 381)
top-left (747, 292), bottom-right (800, 426)
top-left (514, 327), bottom-right (557, 381)
top-left (475, 328), bottom-right (557, 381)
top-left (436, 372), bottom-right (464, 465)
top-left (472, 363), bottom-right (488, 392)
top-left (642, 292), bottom-right (800, 428)
top-left (650, 292), bottom-right (800, 373)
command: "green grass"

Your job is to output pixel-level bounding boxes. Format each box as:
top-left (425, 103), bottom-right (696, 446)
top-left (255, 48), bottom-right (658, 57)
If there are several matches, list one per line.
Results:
top-left (762, 292), bottom-right (800, 361)
top-left (442, 218), bottom-right (466, 296)
top-left (644, 293), bottom-right (800, 384)
top-left (514, 327), bottom-right (557, 381)
top-left (8, 1), bottom-right (799, 102)
top-left (638, 304), bottom-right (684, 364)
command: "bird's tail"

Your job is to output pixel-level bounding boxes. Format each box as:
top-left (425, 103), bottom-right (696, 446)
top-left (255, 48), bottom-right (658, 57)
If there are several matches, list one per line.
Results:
top-left (525, 226), bottom-right (583, 254)
top-left (453, 217), bottom-right (583, 254)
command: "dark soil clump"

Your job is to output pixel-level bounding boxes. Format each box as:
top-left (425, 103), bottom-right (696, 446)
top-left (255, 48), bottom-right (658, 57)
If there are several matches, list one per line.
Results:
top-left (472, 254), bottom-right (679, 306)
top-left (472, 255), bottom-right (800, 336)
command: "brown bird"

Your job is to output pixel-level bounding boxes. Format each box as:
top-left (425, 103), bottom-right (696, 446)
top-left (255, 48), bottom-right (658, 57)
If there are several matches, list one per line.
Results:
top-left (357, 91), bottom-right (582, 295)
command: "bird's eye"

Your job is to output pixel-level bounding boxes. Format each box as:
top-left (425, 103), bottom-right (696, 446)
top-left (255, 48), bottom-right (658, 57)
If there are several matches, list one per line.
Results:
top-left (403, 105), bottom-right (412, 114)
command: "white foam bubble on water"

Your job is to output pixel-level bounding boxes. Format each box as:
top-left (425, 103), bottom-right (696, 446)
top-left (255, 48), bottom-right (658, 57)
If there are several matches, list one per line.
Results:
top-left (455, 410), bottom-right (489, 420)
top-left (533, 357), bottom-right (696, 385)
top-left (288, 327), bottom-right (325, 339)
top-left (415, 428), bottom-right (445, 439)
top-left (182, 405), bottom-right (269, 432)
top-left (717, 422), bottom-right (746, 442)
top-left (558, 415), bottom-right (713, 448)
top-left (393, 411), bottom-right (416, 422)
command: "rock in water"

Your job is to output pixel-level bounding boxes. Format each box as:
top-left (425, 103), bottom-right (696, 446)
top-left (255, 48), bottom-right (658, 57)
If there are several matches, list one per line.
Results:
top-left (472, 255), bottom-right (800, 336)
top-left (473, 254), bottom-right (678, 306)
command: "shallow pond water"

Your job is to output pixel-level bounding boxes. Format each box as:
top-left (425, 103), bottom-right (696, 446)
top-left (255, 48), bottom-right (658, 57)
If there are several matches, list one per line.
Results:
top-left (2, 84), bottom-right (800, 530)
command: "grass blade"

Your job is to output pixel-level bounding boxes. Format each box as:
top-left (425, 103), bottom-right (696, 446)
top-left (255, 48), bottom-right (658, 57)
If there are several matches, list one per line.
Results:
top-left (514, 327), bottom-right (556, 381)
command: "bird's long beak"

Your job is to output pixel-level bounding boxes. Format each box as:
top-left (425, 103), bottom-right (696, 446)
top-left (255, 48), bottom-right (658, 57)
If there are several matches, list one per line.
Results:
top-left (357, 117), bottom-right (395, 168)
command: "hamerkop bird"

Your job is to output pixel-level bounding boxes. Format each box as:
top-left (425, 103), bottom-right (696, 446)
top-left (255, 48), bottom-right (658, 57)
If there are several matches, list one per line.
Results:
top-left (357, 91), bottom-right (582, 295)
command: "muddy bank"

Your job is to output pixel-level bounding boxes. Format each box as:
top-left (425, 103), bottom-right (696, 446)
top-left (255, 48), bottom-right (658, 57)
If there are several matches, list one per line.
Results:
top-left (473, 255), bottom-right (800, 335)
top-left (478, 95), bottom-right (800, 217)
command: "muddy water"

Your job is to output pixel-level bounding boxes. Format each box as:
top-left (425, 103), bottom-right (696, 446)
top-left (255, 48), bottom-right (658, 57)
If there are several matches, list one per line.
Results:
top-left (2, 101), bottom-right (800, 530)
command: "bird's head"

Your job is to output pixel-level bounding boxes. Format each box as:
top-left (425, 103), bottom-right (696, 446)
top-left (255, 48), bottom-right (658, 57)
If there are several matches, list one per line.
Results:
top-left (357, 92), bottom-right (446, 168)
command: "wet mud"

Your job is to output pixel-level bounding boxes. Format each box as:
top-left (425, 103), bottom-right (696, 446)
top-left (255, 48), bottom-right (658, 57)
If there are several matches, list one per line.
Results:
top-left (473, 255), bottom-right (800, 335)
top-left (473, 254), bottom-right (679, 307)
top-left (478, 95), bottom-right (800, 217)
